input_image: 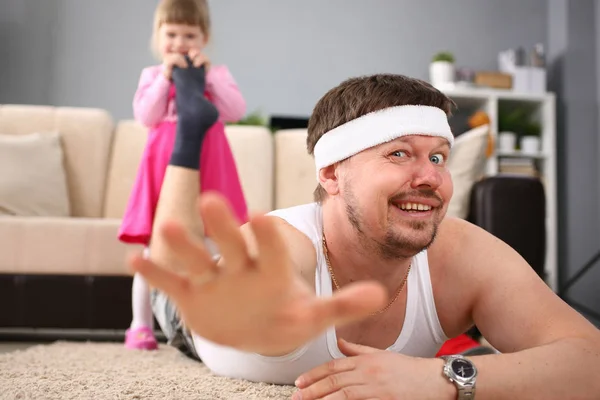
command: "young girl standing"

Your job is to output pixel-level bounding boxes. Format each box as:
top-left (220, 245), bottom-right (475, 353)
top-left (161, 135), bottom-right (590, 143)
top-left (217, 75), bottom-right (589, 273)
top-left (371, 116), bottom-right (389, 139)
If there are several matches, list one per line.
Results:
top-left (119, 0), bottom-right (248, 350)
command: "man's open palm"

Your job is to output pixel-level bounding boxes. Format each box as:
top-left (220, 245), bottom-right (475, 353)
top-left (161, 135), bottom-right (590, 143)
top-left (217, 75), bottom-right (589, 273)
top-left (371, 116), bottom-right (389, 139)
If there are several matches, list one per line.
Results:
top-left (129, 193), bottom-right (386, 356)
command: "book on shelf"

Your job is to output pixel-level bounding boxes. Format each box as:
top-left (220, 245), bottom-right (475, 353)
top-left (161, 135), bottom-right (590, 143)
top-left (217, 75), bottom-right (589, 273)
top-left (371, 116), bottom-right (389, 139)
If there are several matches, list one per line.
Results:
top-left (498, 157), bottom-right (539, 177)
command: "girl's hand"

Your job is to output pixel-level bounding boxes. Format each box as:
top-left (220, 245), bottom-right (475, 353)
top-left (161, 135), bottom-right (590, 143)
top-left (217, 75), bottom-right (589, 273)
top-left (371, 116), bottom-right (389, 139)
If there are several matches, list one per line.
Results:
top-left (188, 48), bottom-right (211, 70)
top-left (162, 53), bottom-right (188, 80)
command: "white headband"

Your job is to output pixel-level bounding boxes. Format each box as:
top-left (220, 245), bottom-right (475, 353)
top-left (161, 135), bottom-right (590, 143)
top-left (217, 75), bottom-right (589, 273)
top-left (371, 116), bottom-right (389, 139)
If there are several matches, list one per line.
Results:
top-left (313, 105), bottom-right (454, 178)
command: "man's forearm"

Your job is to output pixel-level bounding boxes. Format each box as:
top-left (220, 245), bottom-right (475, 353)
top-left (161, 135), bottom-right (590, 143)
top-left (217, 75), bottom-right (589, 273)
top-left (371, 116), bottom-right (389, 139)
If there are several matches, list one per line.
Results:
top-left (150, 166), bottom-right (203, 272)
top-left (468, 337), bottom-right (600, 399)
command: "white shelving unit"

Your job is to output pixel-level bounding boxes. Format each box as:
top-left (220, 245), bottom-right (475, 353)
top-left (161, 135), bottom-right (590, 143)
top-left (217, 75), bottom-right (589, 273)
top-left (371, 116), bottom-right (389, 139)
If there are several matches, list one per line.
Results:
top-left (441, 86), bottom-right (558, 292)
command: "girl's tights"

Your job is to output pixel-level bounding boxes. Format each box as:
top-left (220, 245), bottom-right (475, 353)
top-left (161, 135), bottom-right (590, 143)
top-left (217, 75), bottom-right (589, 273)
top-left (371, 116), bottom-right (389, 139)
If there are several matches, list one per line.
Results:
top-left (125, 249), bottom-right (157, 349)
top-left (130, 272), bottom-right (154, 330)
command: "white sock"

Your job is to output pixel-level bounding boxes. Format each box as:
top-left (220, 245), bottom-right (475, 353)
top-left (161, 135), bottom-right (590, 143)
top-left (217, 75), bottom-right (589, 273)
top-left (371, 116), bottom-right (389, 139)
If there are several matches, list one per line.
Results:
top-left (130, 272), bottom-right (154, 330)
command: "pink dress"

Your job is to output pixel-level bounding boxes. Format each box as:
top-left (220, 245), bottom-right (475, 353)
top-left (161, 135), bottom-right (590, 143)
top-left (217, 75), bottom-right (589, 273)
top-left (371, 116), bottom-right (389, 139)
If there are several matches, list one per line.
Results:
top-left (118, 65), bottom-right (248, 246)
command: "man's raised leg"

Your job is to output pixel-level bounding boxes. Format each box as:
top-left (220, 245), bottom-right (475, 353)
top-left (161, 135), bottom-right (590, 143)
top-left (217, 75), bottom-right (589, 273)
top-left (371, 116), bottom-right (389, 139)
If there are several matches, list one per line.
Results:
top-left (149, 62), bottom-right (218, 271)
top-left (144, 62), bottom-right (218, 358)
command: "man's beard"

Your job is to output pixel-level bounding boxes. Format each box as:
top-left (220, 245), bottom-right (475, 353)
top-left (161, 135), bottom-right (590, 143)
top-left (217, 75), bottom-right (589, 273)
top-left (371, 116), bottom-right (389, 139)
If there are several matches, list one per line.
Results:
top-left (344, 188), bottom-right (441, 260)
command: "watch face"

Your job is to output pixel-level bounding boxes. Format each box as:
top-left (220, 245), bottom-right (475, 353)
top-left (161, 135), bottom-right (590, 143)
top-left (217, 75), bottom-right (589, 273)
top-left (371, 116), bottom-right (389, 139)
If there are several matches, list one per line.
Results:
top-left (451, 359), bottom-right (476, 379)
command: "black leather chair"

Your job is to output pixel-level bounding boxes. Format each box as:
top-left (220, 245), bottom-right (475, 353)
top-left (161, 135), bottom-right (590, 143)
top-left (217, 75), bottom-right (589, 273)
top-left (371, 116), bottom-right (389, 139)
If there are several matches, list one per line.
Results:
top-left (467, 175), bottom-right (547, 279)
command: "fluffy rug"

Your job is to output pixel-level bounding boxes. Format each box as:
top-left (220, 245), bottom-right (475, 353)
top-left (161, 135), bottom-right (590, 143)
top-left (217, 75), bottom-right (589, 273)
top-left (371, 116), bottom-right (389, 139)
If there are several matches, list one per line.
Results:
top-left (0, 341), bottom-right (296, 399)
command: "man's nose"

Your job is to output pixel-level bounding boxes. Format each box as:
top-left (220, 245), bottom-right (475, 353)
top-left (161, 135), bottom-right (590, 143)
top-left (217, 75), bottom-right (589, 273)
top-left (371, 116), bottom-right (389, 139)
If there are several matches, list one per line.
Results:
top-left (410, 159), bottom-right (443, 189)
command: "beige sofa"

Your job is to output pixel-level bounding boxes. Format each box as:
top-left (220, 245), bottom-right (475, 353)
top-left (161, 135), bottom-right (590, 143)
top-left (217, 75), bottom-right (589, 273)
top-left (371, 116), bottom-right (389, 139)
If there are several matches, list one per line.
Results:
top-left (0, 104), bottom-right (490, 333)
top-left (0, 105), bottom-right (303, 278)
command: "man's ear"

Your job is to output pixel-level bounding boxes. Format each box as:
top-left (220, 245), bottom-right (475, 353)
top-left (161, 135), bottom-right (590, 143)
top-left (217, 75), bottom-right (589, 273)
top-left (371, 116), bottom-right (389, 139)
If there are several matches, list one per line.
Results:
top-left (318, 164), bottom-right (340, 195)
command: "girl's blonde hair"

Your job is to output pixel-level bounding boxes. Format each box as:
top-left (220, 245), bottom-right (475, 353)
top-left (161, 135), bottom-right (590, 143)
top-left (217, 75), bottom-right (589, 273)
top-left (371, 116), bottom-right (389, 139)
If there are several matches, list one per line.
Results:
top-left (150, 0), bottom-right (211, 59)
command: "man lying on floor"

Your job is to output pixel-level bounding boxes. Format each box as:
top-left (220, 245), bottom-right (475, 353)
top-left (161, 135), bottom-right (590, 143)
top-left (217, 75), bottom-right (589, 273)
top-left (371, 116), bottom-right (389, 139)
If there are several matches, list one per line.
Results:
top-left (129, 69), bottom-right (600, 400)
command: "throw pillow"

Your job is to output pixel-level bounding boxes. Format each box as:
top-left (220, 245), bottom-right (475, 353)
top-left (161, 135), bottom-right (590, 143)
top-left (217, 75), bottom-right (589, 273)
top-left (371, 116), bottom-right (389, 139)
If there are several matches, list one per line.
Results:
top-left (446, 124), bottom-right (490, 219)
top-left (0, 132), bottom-right (70, 217)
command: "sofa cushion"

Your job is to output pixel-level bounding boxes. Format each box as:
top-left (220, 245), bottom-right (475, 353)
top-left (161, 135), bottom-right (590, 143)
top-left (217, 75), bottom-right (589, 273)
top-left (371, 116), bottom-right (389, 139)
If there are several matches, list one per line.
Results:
top-left (225, 125), bottom-right (274, 213)
top-left (0, 132), bottom-right (70, 217)
top-left (446, 124), bottom-right (490, 219)
top-left (103, 120), bottom-right (148, 219)
top-left (0, 217), bottom-right (140, 275)
top-left (103, 122), bottom-right (275, 218)
top-left (274, 129), bottom-right (316, 209)
top-left (0, 105), bottom-right (114, 218)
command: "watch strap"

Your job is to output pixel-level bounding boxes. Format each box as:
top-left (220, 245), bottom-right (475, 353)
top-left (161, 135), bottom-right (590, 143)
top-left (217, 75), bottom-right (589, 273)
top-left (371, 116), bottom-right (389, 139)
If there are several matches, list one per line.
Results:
top-left (458, 382), bottom-right (476, 400)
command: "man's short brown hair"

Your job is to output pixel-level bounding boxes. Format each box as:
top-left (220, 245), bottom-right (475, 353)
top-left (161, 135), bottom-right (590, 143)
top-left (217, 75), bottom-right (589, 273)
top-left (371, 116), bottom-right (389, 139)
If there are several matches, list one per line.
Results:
top-left (306, 74), bottom-right (456, 202)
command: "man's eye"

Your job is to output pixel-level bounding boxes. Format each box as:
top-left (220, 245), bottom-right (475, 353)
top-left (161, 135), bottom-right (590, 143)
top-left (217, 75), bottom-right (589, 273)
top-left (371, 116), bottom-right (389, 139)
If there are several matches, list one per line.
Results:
top-left (430, 153), bottom-right (445, 164)
top-left (391, 150), bottom-right (407, 158)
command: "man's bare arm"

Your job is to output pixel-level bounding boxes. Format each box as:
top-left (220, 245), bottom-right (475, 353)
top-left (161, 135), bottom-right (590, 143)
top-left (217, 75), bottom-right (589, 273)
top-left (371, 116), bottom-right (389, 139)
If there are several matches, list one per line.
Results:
top-left (439, 218), bottom-right (600, 399)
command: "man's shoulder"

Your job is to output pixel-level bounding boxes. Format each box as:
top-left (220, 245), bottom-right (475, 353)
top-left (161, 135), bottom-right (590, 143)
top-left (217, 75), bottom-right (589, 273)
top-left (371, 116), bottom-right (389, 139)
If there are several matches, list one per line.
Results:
top-left (428, 215), bottom-right (518, 287)
top-left (267, 203), bottom-right (322, 245)
top-left (267, 203), bottom-right (320, 221)
top-left (427, 217), bottom-right (489, 269)
top-left (435, 216), bottom-right (481, 244)
top-left (264, 204), bottom-right (320, 286)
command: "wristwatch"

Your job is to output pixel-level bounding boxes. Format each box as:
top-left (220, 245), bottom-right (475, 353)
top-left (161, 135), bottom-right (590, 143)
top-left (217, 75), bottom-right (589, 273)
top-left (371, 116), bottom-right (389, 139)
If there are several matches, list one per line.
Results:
top-left (441, 355), bottom-right (477, 399)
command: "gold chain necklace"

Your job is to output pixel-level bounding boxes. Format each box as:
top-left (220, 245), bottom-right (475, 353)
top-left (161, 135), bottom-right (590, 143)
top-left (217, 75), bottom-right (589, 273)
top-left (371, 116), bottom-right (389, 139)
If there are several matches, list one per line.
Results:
top-left (322, 233), bottom-right (411, 316)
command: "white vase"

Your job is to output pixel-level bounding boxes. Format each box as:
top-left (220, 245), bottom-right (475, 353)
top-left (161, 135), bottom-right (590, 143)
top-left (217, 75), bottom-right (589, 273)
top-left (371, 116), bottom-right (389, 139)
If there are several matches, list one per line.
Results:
top-left (429, 61), bottom-right (455, 89)
top-left (520, 136), bottom-right (541, 155)
top-left (498, 131), bottom-right (517, 152)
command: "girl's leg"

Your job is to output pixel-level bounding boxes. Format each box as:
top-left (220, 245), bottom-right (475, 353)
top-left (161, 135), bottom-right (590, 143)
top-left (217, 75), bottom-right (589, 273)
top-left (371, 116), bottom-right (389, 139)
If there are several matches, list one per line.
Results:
top-left (125, 247), bottom-right (158, 350)
top-left (131, 273), bottom-right (154, 330)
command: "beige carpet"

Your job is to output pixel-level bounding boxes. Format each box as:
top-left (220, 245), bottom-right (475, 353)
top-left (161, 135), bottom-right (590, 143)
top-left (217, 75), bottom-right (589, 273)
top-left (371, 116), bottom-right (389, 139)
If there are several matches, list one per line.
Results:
top-left (0, 341), bottom-right (297, 399)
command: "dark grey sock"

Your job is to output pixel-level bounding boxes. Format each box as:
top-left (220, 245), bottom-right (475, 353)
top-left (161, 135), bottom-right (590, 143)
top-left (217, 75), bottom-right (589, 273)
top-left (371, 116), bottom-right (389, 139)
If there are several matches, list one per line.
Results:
top-left (169, 58), bottom-right (219, 170)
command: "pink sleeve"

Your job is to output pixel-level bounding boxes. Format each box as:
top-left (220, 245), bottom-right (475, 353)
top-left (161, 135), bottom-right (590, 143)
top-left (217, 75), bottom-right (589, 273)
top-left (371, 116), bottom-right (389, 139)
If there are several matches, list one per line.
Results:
top-left (206, 65), bottom-right (247, 123)
top-left (133, 66), bottom-right (171, 128)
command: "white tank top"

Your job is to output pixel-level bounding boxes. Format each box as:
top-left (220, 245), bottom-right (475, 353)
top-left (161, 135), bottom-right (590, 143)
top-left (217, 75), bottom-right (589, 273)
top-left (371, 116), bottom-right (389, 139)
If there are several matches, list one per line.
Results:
top-left (192, 203), bottom-right (448, 385)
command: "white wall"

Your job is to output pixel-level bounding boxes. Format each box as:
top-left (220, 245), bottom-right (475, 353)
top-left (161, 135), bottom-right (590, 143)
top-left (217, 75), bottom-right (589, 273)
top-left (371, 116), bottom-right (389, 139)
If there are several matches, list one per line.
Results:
top-left (547, 0), bottom-right (600, 324)
top-left (1, 0), bottom-right (548, 120)
top-left (208, 0), bottom-right (547, 118)
top-left (0, 0), bottom-right (60, 105)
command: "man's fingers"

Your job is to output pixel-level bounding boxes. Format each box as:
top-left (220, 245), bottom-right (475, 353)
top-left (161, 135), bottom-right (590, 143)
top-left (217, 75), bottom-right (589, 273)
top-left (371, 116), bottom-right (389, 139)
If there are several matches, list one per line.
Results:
top-left (294, 359), bottom-right (357, 390)
top-left (310, 282), bottom-right (387, 328)
top-left (159, 220), bottom-right (217, 276)
top-left (250, 215), bottom-right (292, 278)
top-left (295, 384), bottom-right (373, 400)
top-left (293, 371), bottom-right (365, 400)
top-left (199, 193), bottom-right (251, 273)
top-left (128, 252), bottom-right (188, 300)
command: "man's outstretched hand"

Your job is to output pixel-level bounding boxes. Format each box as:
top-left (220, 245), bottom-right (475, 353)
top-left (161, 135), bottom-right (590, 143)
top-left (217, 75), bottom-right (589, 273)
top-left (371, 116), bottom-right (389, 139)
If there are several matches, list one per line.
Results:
top-left (128, 192), bottom-right (387, 356)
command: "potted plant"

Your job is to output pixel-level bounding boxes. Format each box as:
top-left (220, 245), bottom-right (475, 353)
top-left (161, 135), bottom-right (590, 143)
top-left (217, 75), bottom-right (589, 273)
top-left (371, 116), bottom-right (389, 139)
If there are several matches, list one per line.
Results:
top-left (429, 51), bottom-right (456, 89)
top-left (497, 107), bottom-right (541, 154)
top-left (520, 120), bottom-right (542, 154)
top-left (227, 110), bottom-right (276, 132)
top-left (497, 108), bottom-right (522, 152)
